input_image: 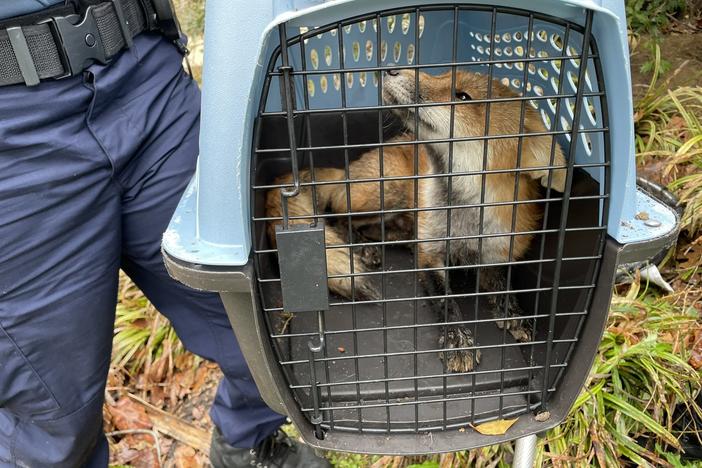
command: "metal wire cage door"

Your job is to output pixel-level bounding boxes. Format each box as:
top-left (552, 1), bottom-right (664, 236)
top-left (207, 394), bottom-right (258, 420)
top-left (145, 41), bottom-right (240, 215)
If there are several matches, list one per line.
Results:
top-left (251, 4), bottom-right (609, 446)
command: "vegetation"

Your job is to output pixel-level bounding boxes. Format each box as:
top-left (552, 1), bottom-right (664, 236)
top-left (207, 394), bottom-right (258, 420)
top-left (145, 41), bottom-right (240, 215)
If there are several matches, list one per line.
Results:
top-left (625, 0), bottom-right (688, 35)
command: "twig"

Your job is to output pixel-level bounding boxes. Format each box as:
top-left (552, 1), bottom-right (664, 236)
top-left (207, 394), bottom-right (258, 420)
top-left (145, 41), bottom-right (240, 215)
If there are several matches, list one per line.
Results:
top-left (127, 393), bottom-right (211, 453)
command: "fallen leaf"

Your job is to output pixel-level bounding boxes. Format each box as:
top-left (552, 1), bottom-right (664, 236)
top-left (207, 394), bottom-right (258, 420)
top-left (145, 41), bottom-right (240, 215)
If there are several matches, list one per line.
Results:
top-left (678, 243), bottom-right (702, 270)
top-left (174, 445), bottom-right (199, 468)
top-left (108, 398), bottom-right (153, 431)
top-left (534, 411), bottom-right (551, 422)
top-left (635, 211), bottom-right (650, 221)
top-left (471, 418), bottom-right (518, 435)
top-left (689, 329), bottom-right (702, 370)
top-left (337, 347), bottom-right (346, 353)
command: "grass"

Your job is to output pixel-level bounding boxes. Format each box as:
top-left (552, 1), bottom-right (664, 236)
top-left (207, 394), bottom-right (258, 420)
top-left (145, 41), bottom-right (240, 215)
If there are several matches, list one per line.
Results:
top-left (635, 49), bottom-right (702, 235)
top-left (625, 0), bottom-right (688, 36)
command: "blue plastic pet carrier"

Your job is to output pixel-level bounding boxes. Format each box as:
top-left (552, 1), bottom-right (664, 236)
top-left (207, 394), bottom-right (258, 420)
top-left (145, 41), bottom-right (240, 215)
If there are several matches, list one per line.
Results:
top-left (163, 0), bottom-right (679, 459)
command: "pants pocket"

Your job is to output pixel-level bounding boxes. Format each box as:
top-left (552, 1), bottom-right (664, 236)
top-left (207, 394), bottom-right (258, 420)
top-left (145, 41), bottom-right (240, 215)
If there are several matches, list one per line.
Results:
top-left (0, 322), bottom-right (60, 417)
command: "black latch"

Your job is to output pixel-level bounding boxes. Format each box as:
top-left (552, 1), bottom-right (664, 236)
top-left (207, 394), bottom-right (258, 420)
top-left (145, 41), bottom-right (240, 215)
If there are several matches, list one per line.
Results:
top-left (41, 6), bottom-right (108, 77)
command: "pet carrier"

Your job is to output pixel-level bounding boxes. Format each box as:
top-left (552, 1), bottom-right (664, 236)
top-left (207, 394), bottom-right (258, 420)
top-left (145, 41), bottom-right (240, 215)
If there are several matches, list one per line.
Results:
top-left (163, 0), bottom-right (680, 459)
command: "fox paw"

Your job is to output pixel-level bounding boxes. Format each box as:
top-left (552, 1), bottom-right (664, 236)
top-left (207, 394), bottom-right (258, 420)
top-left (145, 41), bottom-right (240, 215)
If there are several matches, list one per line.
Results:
top-left (496, 317), bottom-right (532, 342)
top-left (439, 327), bottom-right (481, 372)
top-left (359, 245), bottom-right (382, 269)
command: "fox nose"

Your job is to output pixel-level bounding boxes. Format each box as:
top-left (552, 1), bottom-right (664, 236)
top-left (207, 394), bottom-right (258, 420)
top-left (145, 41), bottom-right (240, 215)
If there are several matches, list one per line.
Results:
top-left (385, 68), bottom-right (400, 76)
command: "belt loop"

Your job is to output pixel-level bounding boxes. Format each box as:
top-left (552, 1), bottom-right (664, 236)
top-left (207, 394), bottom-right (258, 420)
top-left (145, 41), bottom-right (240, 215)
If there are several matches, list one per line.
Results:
top-left (6, 27), bottom-right (40, 86)
top-left (111, 0), bottom-right (133, 48)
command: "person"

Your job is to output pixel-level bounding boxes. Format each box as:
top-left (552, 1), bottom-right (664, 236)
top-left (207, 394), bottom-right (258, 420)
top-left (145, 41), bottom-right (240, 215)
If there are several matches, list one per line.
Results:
top-left (0, 1), bottom-right (329, 467)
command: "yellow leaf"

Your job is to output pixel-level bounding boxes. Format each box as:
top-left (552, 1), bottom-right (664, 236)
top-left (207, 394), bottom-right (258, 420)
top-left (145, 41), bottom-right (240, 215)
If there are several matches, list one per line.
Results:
top-left (471, 418), bottom-right (518, 435)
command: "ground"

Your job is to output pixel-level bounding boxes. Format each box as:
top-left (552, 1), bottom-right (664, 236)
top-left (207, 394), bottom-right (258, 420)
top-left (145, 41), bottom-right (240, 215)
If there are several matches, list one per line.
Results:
top-left (105, 4), bottom-right (702, 468)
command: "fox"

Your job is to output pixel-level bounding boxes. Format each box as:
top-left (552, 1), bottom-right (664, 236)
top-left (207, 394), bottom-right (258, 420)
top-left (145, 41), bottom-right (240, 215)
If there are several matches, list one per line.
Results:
top-left (265, 69), bottom-right (567, 373)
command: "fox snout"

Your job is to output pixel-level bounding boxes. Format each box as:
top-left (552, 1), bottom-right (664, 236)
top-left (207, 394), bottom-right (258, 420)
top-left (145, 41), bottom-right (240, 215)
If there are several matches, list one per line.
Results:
top-left (382, 69), bottom-right (418, 107)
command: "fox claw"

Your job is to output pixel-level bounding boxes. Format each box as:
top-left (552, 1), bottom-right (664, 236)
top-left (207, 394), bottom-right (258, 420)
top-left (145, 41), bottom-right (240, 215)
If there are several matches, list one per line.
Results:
top-left (439, 327), bottom-right (480, 372)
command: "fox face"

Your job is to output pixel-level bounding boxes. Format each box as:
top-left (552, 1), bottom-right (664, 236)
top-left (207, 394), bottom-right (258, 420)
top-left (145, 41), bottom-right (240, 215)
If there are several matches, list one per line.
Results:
top-left (382, 69), bottom-right (567, 193)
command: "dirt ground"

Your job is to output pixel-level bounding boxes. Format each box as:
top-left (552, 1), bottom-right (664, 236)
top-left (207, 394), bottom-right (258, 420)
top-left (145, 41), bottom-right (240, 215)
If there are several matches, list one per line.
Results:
top-left (630, 32), bottom-right (702, 92)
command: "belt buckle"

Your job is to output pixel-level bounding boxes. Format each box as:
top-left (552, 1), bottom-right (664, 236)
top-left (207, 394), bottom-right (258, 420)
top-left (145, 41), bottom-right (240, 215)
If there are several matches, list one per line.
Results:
top-left (40, 5), bottom-right (108, 78)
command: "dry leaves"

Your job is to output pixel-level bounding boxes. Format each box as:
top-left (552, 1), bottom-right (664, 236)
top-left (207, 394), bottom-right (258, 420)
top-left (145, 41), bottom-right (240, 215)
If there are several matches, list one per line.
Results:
top-left (688, 328), bottom-right (702, 369)
top-left (471, 418), bottom-right (518, 435)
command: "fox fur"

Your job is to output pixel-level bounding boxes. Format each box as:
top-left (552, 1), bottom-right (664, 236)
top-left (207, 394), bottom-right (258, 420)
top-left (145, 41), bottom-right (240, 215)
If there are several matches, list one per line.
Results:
top-left (265, 70), bottom-right (566, 372)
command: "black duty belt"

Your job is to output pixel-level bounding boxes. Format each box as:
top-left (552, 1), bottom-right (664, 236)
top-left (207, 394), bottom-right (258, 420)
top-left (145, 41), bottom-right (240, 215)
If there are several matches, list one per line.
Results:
top-left (0, 0), bottom-right (182, 87)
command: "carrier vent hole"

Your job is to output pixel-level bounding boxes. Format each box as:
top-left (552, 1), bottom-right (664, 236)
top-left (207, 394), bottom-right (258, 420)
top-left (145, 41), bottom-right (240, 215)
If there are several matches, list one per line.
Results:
top-left (320, 75), bottom-right (328, 93)
top-left (359, 71), bottom-right (367, 87)
top-left (551, 33), bottom-right (563, 51)
top-left (366, 40), bottom-right (373, 61)
top-left (307, 78), bottom-right (315, 97)
top-left (538, 67), bottom-right (549, 80)
top-left (333, 73), bottom-right (341, 90)
top-left (561, 115), bottom-right (572, 140)
top-left (537, 29), bottom-right (548, 42)
top-left (567, 71), bottom-right (578, 91)
top-left (568, 46), bottom-right (580, 67)
top-left (540, 109), bottom-right (552, 129)
top-left (358, 20), bottom-right (367, 33)
top-left (548, 98), bottom-right (557, 112)
top-left (586, 98), bottom-right (597, 125)
top-left (310, 49), bottom-right (319, 69)
top-left (381, 41), bottom-right (388, 61)
top-left (552, 59), bottom-right (561, 74)
top-left (393, 42), bottom-right (402, 62)
top-left (352, 41), bottom-right (360, 62)
top-left (582, 131), bottom-right (593, 155)
top-left (407, 43), bottom-right (415, 64)
top-left (401, 13), bottom-right (411, 34)
top-left (324, 46), bottom-right (333, 66)
top-left (346, 73), bottom-right (354, 88)
top-left (387, 15), bottom-right (396, 33)
top-left (514, 31), bottom-right (523, 41)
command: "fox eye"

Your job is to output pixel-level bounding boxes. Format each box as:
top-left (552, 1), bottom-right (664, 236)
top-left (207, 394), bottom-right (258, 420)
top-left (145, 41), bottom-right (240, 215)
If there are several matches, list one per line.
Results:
top-left (456, 92), bottom-right (472, 101)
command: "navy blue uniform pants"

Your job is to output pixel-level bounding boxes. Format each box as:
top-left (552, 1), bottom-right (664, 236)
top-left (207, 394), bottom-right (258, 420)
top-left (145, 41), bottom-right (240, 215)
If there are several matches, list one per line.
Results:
top-left (0, 34), bottom-right (285, 467)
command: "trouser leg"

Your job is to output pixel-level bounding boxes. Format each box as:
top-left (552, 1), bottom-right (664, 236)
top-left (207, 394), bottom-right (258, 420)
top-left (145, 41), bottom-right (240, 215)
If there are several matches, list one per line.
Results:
top-left (0, 74), bottom-right (120, 467)
top-left (108, 36), bottom-right (286, 449)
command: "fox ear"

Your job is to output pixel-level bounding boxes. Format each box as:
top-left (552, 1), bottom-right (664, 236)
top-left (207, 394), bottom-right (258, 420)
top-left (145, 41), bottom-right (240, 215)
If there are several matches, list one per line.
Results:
top-left (522, 123), bottom-right (567, 192)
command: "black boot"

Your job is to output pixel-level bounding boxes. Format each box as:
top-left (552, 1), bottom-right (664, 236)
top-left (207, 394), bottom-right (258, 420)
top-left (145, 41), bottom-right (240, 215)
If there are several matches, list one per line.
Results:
top-left (209, 428), bottom-right (331, 468)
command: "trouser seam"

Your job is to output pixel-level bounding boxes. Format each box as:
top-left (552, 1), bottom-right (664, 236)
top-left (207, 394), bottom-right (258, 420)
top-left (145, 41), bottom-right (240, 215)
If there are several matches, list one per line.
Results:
top-left (83, 72), bottom-right (125, 195)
